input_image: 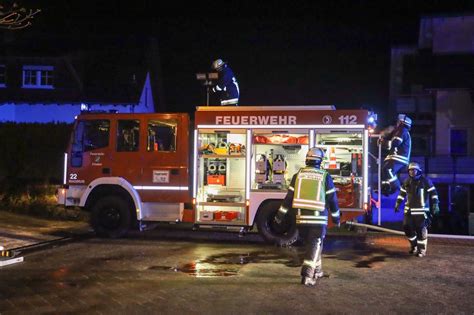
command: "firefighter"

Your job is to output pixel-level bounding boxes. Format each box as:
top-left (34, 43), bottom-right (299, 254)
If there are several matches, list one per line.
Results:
top-left (211, 59), bottom-right (240, 106)
top-left (379, 114), bottom-right (412, 196)
top-left (274, 147), bottom-right (341, 287)
top-left (394, 162), bottom-right (439, 257)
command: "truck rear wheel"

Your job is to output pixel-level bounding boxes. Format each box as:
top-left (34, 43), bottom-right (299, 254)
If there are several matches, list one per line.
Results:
top-left (91, 196), bottom-right (131, 238)
top-left (256, 201), bottom-right (298, 247)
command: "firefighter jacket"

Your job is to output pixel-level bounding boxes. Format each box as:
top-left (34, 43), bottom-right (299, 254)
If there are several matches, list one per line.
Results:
top-left (384, 126), bottom-right (411, 165)
top-left (277, 166), bottom-right (340, 225)
top-left (212, 65), bottom-right (240, 105)
top-left (395, 176), bottom-right (439, 216)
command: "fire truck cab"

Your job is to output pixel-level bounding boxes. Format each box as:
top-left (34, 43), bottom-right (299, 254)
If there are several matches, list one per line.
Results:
top-left (57, 106), bottom-right (375, 245)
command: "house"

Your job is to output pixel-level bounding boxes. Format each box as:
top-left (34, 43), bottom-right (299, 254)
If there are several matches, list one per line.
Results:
top-left (0, 34), bottom-right (165, 123)
top-left (389, 13), bottom-right (474, 234)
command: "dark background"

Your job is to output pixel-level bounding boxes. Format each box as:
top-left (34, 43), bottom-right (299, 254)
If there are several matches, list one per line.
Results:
top-left (17, 0), bottom-right (474, 126)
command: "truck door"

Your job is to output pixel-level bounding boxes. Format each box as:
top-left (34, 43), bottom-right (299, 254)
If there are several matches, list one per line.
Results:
top-left (137, 114), bottom-right (190, 203)
top-left (68, 119), bottom-right (111, 185)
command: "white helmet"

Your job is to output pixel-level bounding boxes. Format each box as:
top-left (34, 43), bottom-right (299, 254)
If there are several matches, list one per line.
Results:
top-left (398, 114), bottom-right (412, 128)
top-left (212, 59), bottom-right (225, 71)
top-left (306, 147), bottom-right (324, 161)
top-left (408, 162), bottom-right (422, 172)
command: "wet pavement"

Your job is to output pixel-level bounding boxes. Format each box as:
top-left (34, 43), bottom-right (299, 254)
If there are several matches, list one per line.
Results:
top-left (0, 215), bottom-right (474, 314)
top-left (0, 211), bottom-right (91, 250)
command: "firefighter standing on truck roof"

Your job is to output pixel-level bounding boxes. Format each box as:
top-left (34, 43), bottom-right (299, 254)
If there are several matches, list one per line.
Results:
top-left (394, 162), bottom-right (439, 257)
top-left (211, 59), bottom-right (240, 106)
top-left (379, 114), bottom-right (412, 196)
top-left (274, 147), bottom-right (341, 287)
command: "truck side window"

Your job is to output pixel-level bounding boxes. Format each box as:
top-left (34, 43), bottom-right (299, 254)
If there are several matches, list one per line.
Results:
top-left (147, 119), bottom-right (177, 152)
top-left (117, 120), bottom-right (140, 152)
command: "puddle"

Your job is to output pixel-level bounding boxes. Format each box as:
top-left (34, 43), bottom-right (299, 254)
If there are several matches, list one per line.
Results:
top-left (147, 239), bottom-right (403, 277)
top-left (148, 250), bottom-right (301, 277)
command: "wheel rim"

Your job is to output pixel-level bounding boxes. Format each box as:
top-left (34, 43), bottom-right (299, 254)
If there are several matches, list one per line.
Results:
top-left (267, 212), bottom-right (291, 235)
top-left (100, 206), bottom-right (122, 229)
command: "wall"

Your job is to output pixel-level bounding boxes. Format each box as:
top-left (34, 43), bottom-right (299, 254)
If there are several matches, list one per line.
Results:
top-left (435, 89), bottom-right (474, 155)
top-left (419, 15), bottom-right (474, 54)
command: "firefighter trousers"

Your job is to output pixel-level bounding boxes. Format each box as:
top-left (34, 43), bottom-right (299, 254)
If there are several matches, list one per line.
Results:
top-left (300, 225), bottom-right (326, 279)
top-left (403, 214), bottom-right (429, 254)
top-left (381, 160), bottom-right (407, 195)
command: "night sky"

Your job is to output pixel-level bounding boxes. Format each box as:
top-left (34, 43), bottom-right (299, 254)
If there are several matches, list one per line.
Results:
top-left (20, 0), bottom-right (474, 126)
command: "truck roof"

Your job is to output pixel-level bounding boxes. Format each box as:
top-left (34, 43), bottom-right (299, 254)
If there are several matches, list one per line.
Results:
top-left (196, 105), bottom-right (336, 111)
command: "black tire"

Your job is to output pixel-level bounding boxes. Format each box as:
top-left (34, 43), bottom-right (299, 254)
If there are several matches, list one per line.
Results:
top-left (91, 196), bottom-right (131, 238)
top-left (256, 200), bottom-right (299, 247)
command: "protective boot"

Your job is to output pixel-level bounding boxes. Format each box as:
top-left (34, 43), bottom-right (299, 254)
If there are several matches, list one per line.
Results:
top-left (406, 235), bottom-right (417, 255)
top-left (417, 228), bottom-right (428, 257)
top-left (417, 240), bottom-right (427, 257)
top-left (301, 276), bottom-right (317, 286)
top-left (301, 236), bottom-right (323, 287)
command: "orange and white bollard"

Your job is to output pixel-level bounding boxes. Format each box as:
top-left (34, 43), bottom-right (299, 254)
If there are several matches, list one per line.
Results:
top-left (329, 147), bottom-right (337, 169)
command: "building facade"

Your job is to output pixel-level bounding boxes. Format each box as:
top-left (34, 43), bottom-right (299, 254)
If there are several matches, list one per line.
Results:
top-left (389, 14), bottom-right (474, 234)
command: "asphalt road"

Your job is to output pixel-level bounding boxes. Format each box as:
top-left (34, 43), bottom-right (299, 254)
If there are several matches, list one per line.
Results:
top-left (1, 229), bottom-right (473, 314)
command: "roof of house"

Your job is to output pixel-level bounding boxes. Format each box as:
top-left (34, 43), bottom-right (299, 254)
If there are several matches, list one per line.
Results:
top-left (0, 33), bottom-right (163, 109)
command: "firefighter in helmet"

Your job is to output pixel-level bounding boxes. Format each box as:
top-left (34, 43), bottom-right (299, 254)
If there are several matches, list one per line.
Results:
top-left (274, 147), bottom-right (341, 286)
top-left (379, 114), bottom-right (412, 196)
top-left (211, 59), bottom-right (240, 106)
top-left (394, 162), bottom-right (439, 257)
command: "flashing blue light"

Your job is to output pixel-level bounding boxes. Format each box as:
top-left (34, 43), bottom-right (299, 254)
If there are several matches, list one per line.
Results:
top-left (368, 116), bottom-right (375, 124)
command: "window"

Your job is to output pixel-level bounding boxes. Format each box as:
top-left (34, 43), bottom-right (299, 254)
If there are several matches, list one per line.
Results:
top-left (22, 65), bottom-right (54, 89)
top-left (147, 119), bottom-right (177, 152)
top-left (450, 129), bottom-right (468, 156)
top-left (82, 120), bottom-right (110, 152)
top-left (0, 65), bottom-right (5, 87)
top-left (117, 120), bottom-right (140, 152)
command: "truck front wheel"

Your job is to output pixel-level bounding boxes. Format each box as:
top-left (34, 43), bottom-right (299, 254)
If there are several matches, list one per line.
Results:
top-left (256, 201), bottom-right (298, 247)
top-left (91, 196), bottom-right (131, 238)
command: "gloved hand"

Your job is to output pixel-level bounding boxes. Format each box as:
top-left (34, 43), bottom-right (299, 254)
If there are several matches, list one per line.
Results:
top-left (394, 205), bottom-right (400, 213)
top-left (431, 204), bottom-right (440, 216)
top-left (426, 212), bottom-right (433, 227)
top-left (333, 216), bottom-right (341, 228)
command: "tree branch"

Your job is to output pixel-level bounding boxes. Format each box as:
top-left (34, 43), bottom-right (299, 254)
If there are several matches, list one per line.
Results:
top-left (0, 3), bottom-right (41, 30)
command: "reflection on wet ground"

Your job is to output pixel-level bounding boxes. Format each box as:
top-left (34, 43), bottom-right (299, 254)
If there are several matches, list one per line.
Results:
top-left (146, 237), bottom-right (408, 277)
top-left (148, 249), bottom-right (301, 277)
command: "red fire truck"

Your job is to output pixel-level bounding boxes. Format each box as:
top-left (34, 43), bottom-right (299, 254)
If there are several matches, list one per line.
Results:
top-left (57, 105), bottom-right (375, 245)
